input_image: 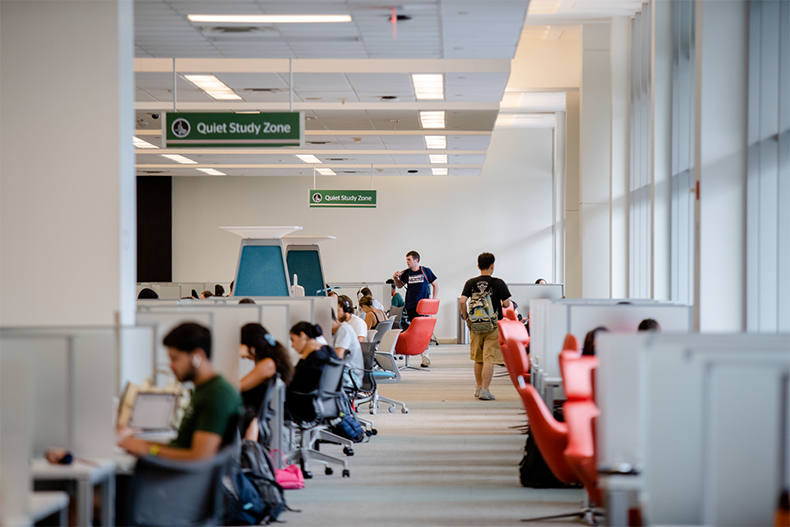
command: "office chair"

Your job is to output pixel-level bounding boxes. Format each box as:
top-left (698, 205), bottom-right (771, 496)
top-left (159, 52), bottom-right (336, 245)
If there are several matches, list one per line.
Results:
top-left (563, 399), bottom-right (603, 522)
top-left (126, 445), bottom-right (234, 526)
top-left (394, 298), bottom-right (439, 370)
top-left (497, 319), bottom-right (531, 388)
top-left (356, 329), bottom-right (408, 414)
top-left (286, 358), bottom-right (352, 478)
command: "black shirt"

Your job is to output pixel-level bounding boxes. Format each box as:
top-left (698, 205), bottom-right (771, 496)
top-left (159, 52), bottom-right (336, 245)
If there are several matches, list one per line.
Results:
top-left (461, 275), bottom-right (511, 319)
top-left (286, 345), bottom-right (339, 422)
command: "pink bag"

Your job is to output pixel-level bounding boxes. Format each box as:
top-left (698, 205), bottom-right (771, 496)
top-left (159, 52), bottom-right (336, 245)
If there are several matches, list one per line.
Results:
top-left (270, 449), bottom-right (304, 490)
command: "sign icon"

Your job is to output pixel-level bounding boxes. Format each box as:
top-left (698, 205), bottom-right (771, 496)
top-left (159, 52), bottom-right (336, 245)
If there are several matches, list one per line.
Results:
top-left (311, 192), bottom-right (323, 203)
top-left (171, 118), bottom-right (190, 138)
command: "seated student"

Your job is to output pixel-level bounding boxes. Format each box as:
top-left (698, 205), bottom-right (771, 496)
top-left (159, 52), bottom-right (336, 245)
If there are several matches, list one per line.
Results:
top-left (214, 284), bottom-right (225, 297)
top-left (117, 323), bottom-right (242, 460)
top-left (357, 287), bottom-right (385, 311)
top-left (137, 288), bottom-right (158, 299)
top-left (337, 295), bottom-right (366, 342)
top-left (200, 290), bottom-right (213, 299)
top-left (582, 326), bottom-right (609, 356)
top-left (637, 318), bottom-right (661, 332)
top-left (386, 279), bottom-right (405, 309)
top-left (330, 309), bottom-right (363, 387)
top-left (238, 298), bottom-right (256, 304)
top-left (535, 278), bottom-right (547, 285)
top-left (239, 323), bottom-right (294, 440)
top-left (286, 322), bottom-right (339, 423)
top-left (359, 295), bottom-right (387, 330)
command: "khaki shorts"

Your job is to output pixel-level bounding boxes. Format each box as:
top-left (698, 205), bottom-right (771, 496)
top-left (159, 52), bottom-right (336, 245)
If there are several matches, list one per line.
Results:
top-left (470, 328), bottom-right (503, 364)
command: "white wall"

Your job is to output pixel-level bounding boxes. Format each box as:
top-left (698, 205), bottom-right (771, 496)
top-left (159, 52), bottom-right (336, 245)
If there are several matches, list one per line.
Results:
top-left (171, 128), bottom-right (555, 339)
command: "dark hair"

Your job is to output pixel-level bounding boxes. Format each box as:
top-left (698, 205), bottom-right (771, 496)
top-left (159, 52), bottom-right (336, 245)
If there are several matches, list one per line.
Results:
top-left (191, 289), bottom-right (199, 299)
top-left (230, 280), bottom-right (235, 293)
top-left (241, 323), bottom-right (294, 385)
top-left (215, 284), bottom-right (225, 297)
top-left (582, 326), bottom-right (609, 356)
top-left (201, 290), bottom-right (213, 298)
top-left (330, 308), bottom-right (338, 322)
top-left (238, 298), bottom-right (256, 304)
top-left (163, 322), bottom-right (212, 359)
top-left (359, 296), bottom-right (374, 307)
top-left (290, 322), bottom-right (323, 339)
top-left (337, 295), bottom-right (355, 315)
top-left (327, 290), bottom-right (338, 297)
top-left (138, 288), bottom-right (159, 299)
top-left (385, 278), bottom-right (395, 285)
top-left (406, 250), bottom-right (420, 261)
top-left (477, 252), bottom-right (495, 270)
top-left (637, 318), bottom-right (661, 332)
top-left (535, 278), bottom-right (547, 284)
top-left (359, 287), bottom-right (373, 297)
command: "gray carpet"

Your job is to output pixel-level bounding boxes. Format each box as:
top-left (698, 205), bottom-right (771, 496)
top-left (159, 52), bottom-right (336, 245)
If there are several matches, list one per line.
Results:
top-left (283, 344), bottom-right (585, 526)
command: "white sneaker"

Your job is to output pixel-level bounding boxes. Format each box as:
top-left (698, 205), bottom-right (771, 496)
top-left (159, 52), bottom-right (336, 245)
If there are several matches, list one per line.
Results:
top-left (421, 356), bottom-right (431, 368)
top-left (474, 387), bottom-right (481, 398)
top-left (478, 389), bottom-right (496, 401)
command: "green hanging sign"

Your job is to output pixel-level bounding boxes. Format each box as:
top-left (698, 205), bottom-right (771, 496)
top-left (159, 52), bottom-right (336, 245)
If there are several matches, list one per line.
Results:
top-left (309, 190), bottom-right (377, 208)
top-left (164, 112), bottom-right (303, 147)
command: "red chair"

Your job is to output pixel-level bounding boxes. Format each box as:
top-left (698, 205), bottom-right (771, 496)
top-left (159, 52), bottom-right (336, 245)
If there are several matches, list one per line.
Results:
top-left (502, 306), bottom-right (518, 321)
top-left (563, 400), bottom-right (603, 518)
top-left (498, 319), bottom-right (530, 388)
top-left (561, 355), bottom-right (598, 403)
top-left (394, 298), bottom-right (439, 370)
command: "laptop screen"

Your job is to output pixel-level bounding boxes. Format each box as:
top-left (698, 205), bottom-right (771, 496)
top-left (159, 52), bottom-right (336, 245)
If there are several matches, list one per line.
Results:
top-left (129, 392), bottom-right (178, 430)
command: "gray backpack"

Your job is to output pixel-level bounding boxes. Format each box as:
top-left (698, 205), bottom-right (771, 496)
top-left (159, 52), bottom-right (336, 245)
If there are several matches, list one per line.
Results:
top-left (467, 289), bottom-right (497, 333)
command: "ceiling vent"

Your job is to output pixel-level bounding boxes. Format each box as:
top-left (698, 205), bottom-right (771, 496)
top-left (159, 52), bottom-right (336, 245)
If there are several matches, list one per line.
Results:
top-left (308, 141), bottom-right (331, 145)
top-left (142, 170), bottom-right (166, 174)
top-left (243, 88), bottom-right (281, 93)
top-left (342, 170), bottom-right (360, 174)
top-left (327, 158), bottom-right (348, 161)
top-left (388, 14), bottom-right (412, 21)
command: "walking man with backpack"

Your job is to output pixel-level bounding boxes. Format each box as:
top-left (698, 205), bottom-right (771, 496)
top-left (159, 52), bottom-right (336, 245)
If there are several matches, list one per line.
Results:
top-left (459, 252), bottom-right (511, 400)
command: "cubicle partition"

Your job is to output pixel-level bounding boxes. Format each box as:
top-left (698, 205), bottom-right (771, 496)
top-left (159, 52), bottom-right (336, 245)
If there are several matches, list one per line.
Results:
top-left (528, 299), bottom-right (692, 405)
top-left (595, 333), bottom-right (790, 527)
top-left (328, 282), bottom-right (389, 310)
top-left (507, 283), bottom-right (564, 316)
top-left (136, 282), bottom-right (232, 300)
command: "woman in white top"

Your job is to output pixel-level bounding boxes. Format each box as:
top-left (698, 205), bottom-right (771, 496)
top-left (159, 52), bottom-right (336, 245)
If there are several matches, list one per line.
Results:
top-left (359, 295), bottom-right (387, 330)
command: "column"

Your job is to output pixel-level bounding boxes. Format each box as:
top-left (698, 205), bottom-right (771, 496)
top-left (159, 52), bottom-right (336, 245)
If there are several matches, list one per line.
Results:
top-left (580, 22), bottom-right (612, 298)
top-left (565, 93), bottom-right (582, 298)
top-left (0, 0), bottom-right (136, 326)
top-left (610, 18), bottom-right (630, 298)
top-left (694, 0), bottom-right (749, 331)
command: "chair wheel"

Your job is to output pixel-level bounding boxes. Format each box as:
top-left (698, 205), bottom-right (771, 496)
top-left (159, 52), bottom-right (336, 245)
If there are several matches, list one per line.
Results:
top-left (370, 407), bottom-right (377, 415)
top-left (388, 405), bottom-right (396, 413)
top-left (343, 446), bottom-right (354, 456)
top-left (371, 429), bottom-right (378, 435)
top-left (365, 430), bottom-right (372, 437)
top-left (304, 471), bottom-right (313, 479)
top-left (401, 407), bottom-right (409, 414)
top-left (342, 469), bottom-right (350, 478)
top-left (325, 467), bottom-right (333, 475)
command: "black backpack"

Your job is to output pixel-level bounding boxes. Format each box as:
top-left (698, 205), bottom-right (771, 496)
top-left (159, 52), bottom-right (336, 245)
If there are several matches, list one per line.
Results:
top-left (519, 406), bottom-right (578, 488)
top-left (221, 439), bottom-right (285, 525)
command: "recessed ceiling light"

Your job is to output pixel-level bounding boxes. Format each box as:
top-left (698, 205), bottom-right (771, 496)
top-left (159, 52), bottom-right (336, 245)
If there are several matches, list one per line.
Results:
top-left (429, 154), bottom-right (448, 164)
top-left (296, 154), bottom-right (321, 164)
top-left (412, 74), bottom-right (444, 100)
top-left (316, 168), bottom-right (336, 176)
top-left (184, 75), bottom-right (241, 100)
top-left (197, 168), bottom-right (226, 175)
top-left (432, 168), bottom-right (448, 175)
top-left (419, 111), bottom-right (445, 129)
top-left (161, 154), bottom-right (197, 164)
top-left (133, 136), bottom-right (158, 149)
top-left (425, 135), bottom-right (446, 149)
top-left (380, 95), bottom-right (399, 101)
top-left (187, 14), bottom-right (353, 24)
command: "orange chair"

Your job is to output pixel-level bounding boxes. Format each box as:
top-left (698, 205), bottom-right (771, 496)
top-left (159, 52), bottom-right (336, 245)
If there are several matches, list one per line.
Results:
top-left (502, 306), bottom-right (518, 321)
top-left (561, 355), bottom-right (598, 403)
top-left (563, 400), bottom-right (603, 509)
top-left (394, 298), bottom-right (439, 370)
top-left (497, 319), bottom-right (530, 388)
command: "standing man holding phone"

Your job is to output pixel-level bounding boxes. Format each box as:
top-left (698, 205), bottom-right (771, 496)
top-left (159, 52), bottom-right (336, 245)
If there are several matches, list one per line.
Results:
top-left (393, 250), bottom-right (438, 367)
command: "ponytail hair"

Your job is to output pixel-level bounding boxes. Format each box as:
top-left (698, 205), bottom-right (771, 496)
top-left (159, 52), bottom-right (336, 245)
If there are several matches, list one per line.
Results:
top-left (240, 323), bottom-right (294, 385)
top-left (290, 321), bottom-right (323, 339)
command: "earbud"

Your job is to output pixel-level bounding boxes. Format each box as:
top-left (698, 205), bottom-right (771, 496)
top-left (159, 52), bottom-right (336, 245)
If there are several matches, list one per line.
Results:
top-left (192, 355), bottom-right (202, 368)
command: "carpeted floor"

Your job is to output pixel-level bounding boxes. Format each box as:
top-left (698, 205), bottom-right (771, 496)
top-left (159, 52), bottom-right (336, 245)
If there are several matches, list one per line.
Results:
top-left (282, 344), bottom-right (585, 526)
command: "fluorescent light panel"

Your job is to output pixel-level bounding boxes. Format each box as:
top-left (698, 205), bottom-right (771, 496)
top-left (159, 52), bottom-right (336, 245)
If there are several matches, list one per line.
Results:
top-left (161, 154), bottom-right (197, 164)
top-left (184, 74), bottom-right (241, 101)
top-left (412, 74), bottom-right (444, 100)
top-left (316, 168), bottom-right (336, 176)
top-left (425, 135), bottom-right (446, 149)
top-left (419, 111), bottom-right (445, 129)
top-left (432, 168), bottom-right (448, 175)
top-left (296, 154), bottom-right (321, 164)
top-left (187, 15), bottom-right (352, 24)
top-left (133, 136), bottom-right (158, 149)
top-left (197, 168), bottom-right (226, 176)
top-left (429, 154), bottom-right (448, 164)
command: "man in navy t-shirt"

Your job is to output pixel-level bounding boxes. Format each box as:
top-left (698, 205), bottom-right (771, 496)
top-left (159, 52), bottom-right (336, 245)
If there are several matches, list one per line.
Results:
top-left (393, 250), bottom-right (438, 367)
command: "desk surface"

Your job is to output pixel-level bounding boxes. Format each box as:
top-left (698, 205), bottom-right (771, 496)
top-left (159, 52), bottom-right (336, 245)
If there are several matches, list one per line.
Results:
top-left (32, 458), bottom-right (115, 482)
top-left (29, 491), bottom-right (69, 522)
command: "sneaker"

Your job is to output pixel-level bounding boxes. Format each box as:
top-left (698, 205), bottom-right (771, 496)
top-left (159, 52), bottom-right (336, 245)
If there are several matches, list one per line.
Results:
top-left (420, 356), bottom-right (431, 368)
top-left (474, 387), bottom-right (482, 398)
top-left (478, 389), bottom-right (496, 401)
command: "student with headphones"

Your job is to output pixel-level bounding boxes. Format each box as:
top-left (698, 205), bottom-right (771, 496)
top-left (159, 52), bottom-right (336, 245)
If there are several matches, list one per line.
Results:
top-left (337, 294), bottom-right (367, 343)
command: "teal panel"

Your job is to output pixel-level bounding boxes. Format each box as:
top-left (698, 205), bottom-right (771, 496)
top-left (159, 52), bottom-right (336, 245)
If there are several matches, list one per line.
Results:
top-left (287, 250), bottom-right (326, 296)
top-left (235, 245), bottom-right (289, 296)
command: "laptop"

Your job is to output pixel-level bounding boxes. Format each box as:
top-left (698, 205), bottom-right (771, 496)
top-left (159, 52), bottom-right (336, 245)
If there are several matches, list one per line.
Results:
top-left (129, 392), bottom-right (178, 432)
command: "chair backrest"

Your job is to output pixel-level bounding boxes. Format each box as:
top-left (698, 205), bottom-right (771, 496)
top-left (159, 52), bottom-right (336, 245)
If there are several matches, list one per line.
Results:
top-left (503, 307), bottom-right (518, 321)
top-left (389, 305), bottom-right (404, 322)
top-left (314, 358), bottom-right (345, 421)
top-left (370, 317), bottom-right (395, 347)
top-left (563, 400), bottom-right (602, 505)
top-left (394, 313), bottom-right (438, 356)
top-left (373, 350), bottom-right (402, 384)
top-left (377, 329), bottom-right (401, 355)
top-left (127, 445), bottom-right (234, 526)
top-left (498, 319), bottom-right (531, 388)
top-left (358, 345), bottom-right (377, 392)
top-left (561, 355), bottom-right (598, 402)
top-left (416, 298), bottom-right (440, 315)
top-left (515, 380), bottom-right (577, 484)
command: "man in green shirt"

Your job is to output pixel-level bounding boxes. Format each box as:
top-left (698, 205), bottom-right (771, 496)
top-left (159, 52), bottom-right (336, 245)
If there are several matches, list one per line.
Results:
top-left (117, 323), bottom-right (242, 460)
top-left (386, 278), bottom-right (405, 308)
